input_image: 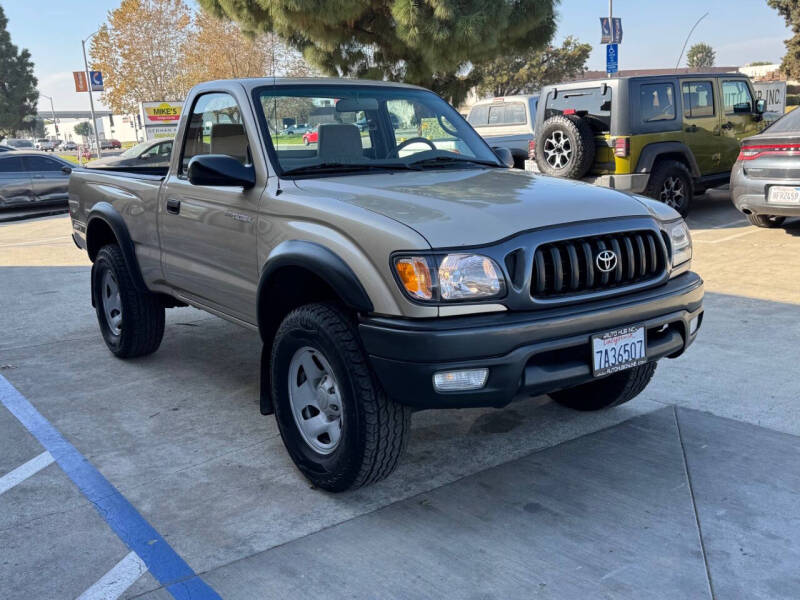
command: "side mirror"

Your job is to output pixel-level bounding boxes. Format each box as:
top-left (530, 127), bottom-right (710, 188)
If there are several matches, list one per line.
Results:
top-left (188, 154), bottom-right (256, 189)
top-left (492, 146), bottom-right (515, 168)
top-left (139, 154), bottom-right (149, 160)
top-left (755, 99), bottom-right (767, 114)
top-left (61, 166), bottom-right (72, 175)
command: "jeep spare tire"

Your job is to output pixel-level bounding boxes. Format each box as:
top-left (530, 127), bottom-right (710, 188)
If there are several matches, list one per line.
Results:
top-left (535, 114), bottom-right (595, 179)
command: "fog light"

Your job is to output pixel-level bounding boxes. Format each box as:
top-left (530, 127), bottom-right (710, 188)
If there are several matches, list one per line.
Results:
top-left (690, 316), bottom-right (700, 335)
top-left (433, 368), bottom-right (489, 392)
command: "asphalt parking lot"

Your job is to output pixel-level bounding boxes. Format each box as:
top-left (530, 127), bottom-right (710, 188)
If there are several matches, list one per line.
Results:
top-left (1, 191), bottom-right (799, 599)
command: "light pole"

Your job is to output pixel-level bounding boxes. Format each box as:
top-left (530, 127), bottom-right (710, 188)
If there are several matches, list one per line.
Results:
top-left (39, 93), bottom-right (58, 141)
top-left (82, 29), bottom-right (102, 158)
top-left (675, 12), bottom-right (710, 71)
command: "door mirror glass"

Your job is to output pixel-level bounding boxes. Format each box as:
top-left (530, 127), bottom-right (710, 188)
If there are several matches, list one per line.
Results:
top-left (755, 99), bottom-right (767, 114)
top-left (187, 154), bottom-right (255, 188)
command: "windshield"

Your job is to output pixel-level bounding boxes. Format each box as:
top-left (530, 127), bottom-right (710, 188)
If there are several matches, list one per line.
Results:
top-left (255, 84), bottom-right (501, 176)
top-left (8, 139), bottom-right (34, 148)
top-left (120, 141), bottom-right (152, 158)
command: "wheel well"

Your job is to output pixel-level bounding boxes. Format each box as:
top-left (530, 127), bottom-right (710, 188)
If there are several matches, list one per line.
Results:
top-left (258, 266), bottom-right (344, 350)
top-left (86, 218), bottom-right (118, 262)
top-left (650, 153), bottom-right (694, 178)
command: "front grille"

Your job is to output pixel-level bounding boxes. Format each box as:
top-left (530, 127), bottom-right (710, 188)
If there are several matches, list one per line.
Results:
top-left (531, 230), bottom-right (667, 299)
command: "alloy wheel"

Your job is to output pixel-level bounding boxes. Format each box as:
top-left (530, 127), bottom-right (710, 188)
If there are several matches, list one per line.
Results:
top-left (543, 130), bottom-right (573, 169)
top-left (659, 176), bottom-right (685, 209)
top-left (101, 269), bottom-right (122, 336)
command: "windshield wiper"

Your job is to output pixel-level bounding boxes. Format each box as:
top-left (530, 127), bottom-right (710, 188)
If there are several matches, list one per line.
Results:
top-left (282, 162), bottom-right (418, 176)
top-left (406, 156), bottom-right (501, 169)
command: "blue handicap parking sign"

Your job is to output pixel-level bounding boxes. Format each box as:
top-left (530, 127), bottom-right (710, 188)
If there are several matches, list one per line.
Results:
top-left (606, 44), bottom-right (618, 74)
top-left (90, 70), bottom-right (104, 91)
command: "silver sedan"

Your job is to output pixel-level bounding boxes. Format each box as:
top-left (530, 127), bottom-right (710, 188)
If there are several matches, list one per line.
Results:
top-left (0, 152), bottom-right (72, 209)
top-left (731, 108), bottom-right (800, 228)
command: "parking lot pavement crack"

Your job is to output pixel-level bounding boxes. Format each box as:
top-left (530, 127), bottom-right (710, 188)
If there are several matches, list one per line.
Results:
top-left (674, 405), bottom-right (716, 600)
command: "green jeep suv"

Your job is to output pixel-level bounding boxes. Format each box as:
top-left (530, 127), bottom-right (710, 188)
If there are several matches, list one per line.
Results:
top-left (533, 73), bottom-right (767, 215)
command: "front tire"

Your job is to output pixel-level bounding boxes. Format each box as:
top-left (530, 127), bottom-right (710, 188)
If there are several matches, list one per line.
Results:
top-left (271, 303), bottom-right (411, 492)
top-left (747, 213), bottom-right (786, 228)
top-left (92, 244), bottom-right (165, 358)
top-left (644, 160), bottom-right (693, 217)
top-left (549, 362), bottom-right (657, 411)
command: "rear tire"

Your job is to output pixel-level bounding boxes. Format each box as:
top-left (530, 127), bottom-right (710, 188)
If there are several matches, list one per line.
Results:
top-left (271, 303), bottom-right (411, 492)
top-left (535, 114), bottom-right (595, 179)
top-left (747, 213), bottom-right (786, 228)
top-left (92, 244), bottom-right (165, 358)
top-left (549, 362), bottom-right (657, 411)
top-left (644, 160), bottom-right (694, 217)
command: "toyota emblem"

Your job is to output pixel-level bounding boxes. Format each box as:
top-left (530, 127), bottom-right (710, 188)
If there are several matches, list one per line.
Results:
top-left (596, 250), bottom-right (618, 273)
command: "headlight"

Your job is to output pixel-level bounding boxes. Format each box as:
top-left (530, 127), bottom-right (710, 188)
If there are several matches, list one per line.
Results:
top-left (667, 220), bottom-right (692, 267)
top-left (393, 253), bottom-right (505, 302)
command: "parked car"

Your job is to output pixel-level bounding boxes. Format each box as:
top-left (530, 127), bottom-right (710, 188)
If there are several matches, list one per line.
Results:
top-left (0, 152), bottom-right (72, 209)
top-left (533, 73), bottom-right (767, 216)
top-left (100, 138), bottom-right (122, 149)
top-left (283, 124), bottom-right (311, 135)
top-left (467, 95), bottom-right (538, 169)
top-left (0, 144), bottom-right (16, 152)
top-left (302, 127), bottom-right (318, 145)
top-left (68, 77), bottom-right (703, 492)
top-left (35, 138), bottom-right (58, 152)
top-left (731, 106), bottom-right (800, 227)
top-left (4, 138), bottom-right (35, 150)
top-left (62, 141), bottom-right (78, 151)
top-left (87, 138), bottom-right (173, 169)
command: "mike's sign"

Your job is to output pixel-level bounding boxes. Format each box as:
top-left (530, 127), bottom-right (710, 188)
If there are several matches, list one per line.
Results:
top-left (140, 101), bottom-right (184, 140)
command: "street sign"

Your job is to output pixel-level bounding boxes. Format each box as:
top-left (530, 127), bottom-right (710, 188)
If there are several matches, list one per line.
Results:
top-left (90, 71), bottom-right (104, 92)
top-left (600, 17), bottom-right (623, 44)
top-left (73, 71), bottom-right (88, 93)
top-left (606, 43), bottom-right (619, 74)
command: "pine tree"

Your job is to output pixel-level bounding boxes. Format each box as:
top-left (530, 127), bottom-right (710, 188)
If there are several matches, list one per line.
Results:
top-left (769, 0), bottom-right (800, 79)
top-left (198, 0), bottom-right (558, 104)
top-left (0, 5), bottom-right (39, 139)
top-left (686, 43), bottom-right (715, 69)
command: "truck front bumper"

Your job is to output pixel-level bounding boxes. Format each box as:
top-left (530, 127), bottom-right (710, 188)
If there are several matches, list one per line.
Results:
top-left (359, 272), bottom-right (703, 409)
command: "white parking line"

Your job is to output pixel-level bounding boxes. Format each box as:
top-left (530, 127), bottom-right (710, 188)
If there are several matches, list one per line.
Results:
top-left (690, 218), bottom-right (748, 235)
top-left (0, 451), bottom-right (55, 496)
top-left (76, 551), bottom-right (148, 600)
top-left (694, 228), bottom-right (760, 244)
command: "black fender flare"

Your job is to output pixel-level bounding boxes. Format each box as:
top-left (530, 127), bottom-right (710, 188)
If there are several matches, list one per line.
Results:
top-left (256, 240), bottom-right (373, 338)
top-left (86, 202), bottom-right (148, 293)
top-left (635, 142), bottom-right (701, 178)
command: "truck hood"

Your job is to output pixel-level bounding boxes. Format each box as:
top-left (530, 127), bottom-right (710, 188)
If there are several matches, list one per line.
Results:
top-left (294, 168), bottom-right (654, 247)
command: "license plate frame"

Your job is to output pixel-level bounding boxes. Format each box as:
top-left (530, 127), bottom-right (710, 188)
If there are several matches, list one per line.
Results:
top-left (591, 325), bottom-right (647, 377)
top-left (767, 185), bottom-right (800, 205)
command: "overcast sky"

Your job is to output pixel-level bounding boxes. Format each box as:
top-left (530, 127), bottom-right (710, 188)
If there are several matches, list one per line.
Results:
top-left (2, 0), bottom-right (792, 113)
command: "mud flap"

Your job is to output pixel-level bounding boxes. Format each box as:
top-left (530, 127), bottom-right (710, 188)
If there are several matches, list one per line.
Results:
top-left (260, 343), bottom-right (274, 415)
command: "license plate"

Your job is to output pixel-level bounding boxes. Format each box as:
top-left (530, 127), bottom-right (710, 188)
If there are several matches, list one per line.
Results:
top-left (591, 325), bottom-right (647, 377)
top-left (767, 186), bottom-right (800, 205)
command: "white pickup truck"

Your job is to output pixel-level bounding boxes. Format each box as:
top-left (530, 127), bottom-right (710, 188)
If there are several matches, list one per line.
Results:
top-left (467, 95), bottom-right (538, 168)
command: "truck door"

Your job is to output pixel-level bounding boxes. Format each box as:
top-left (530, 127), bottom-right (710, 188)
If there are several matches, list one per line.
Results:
top-left (680, 79), bottom-right (722, 175)
top-left (158, 91), bottom-right (263, 324)
top-left (718, 78), bottom-right (763, 170)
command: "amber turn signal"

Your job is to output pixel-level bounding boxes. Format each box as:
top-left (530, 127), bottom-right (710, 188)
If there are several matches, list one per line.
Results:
top-left (394, 256), bottom-right (433, 300)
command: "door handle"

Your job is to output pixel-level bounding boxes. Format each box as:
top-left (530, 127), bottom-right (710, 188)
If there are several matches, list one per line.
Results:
top-left (32, 174), bottom-right (45, 179)
top-left (685, 125), bottom-right (697, 133)
top-left (721, 121), bottom-right (734, 130)
top-left (166, 197), bottom-right (181, 215)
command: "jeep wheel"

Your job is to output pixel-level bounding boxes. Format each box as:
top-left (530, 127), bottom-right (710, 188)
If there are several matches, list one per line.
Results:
top-left (645, 160), bottom-right (693, 217)
top-left (535, 114), bottom-right (596, 179)
top-left (549, 362), bottom-right (657, 411)
top-left (747, 213), bottom-right (786, 228)
top-left (92, 244), bottom-right (165, 358)
top-left (271, 303), bottom-right (411, 492)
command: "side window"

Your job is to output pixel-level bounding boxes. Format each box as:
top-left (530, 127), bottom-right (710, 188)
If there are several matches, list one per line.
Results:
top-left (640, 83), bottom-right (675, 122)
top-left (722, 80), bottom-right (754, 114)
top-left (682, 81), bottom-right (715, 118)
top-left (181, 92), bottom-right (250, 173)
top-left (0, 156), bottom-right (25, 172)
top-left (24, 156), bottom-right (64, 171)
top-left (467, 105), bottom-right (489, 126)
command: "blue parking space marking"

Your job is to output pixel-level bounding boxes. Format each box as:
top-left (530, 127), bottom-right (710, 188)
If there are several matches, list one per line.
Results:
top-left (0, 375), bottom-right (222, 600)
